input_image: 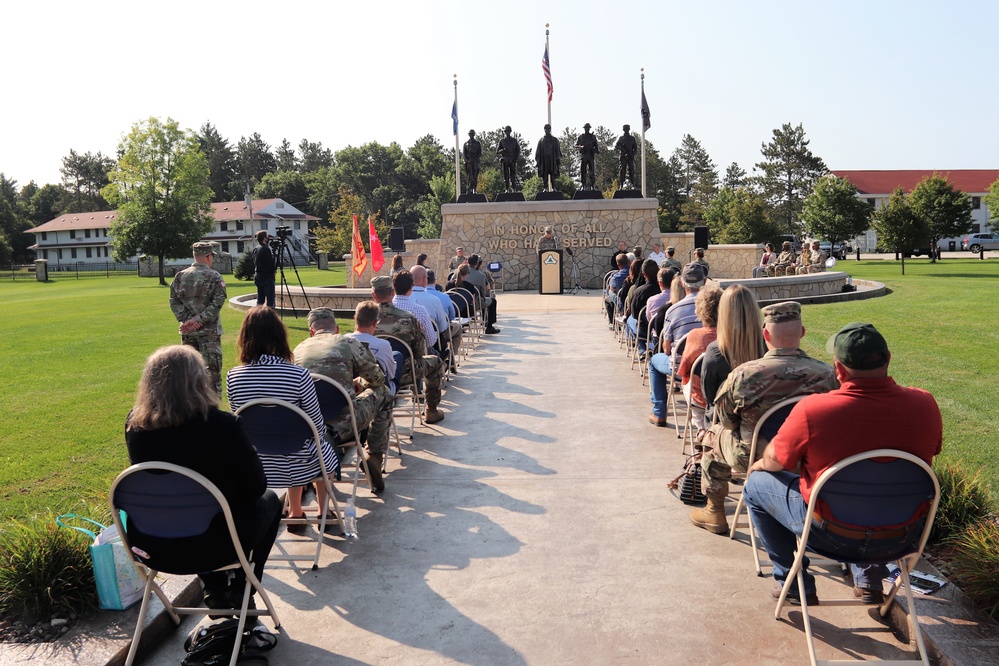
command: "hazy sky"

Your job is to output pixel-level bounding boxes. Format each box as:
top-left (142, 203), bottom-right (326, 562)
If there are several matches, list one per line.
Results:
top-left (4, 0), bottom-right (997, 188)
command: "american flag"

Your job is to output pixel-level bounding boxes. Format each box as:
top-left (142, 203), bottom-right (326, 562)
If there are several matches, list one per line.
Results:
top-left (542, 45), bottom-right (553, 102)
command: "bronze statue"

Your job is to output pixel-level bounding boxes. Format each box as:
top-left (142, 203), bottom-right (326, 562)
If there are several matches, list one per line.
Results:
top-left (575, 123), bottom-right (599, 190)
top-left (615, 124), bottom-right (638, 187)
top-left (463, 129), bottom-right (482, 193)
top-left (535, 124), bottom-right (561, 191)
top-left (497, 125), bottom-right (520, 191)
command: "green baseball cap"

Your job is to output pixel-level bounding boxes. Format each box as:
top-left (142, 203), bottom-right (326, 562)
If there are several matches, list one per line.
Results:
top-left (826, 322), bottom-right (890, 370)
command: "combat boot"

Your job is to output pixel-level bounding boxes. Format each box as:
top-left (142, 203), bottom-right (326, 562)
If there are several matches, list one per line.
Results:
top-left (689, 490), bottom-right (729, 535)
top-left (425, 407), bottom-right (445, 424)
top-left (365, 453), bottom-right (385, 493)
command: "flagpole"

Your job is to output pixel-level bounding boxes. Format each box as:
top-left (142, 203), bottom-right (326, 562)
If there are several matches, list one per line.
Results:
top-left (640, 69), bottom-right (647, 198)
top-left (453, 75), bottom-right (461, 200)
top-left (545, 26), bottom-right (552, 128)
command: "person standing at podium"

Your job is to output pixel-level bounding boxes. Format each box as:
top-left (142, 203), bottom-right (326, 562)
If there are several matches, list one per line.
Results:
top-left (536, 226), bottom-right (559, 253)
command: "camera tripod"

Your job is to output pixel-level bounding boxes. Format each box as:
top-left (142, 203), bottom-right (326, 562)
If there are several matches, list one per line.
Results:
top-left (271, 226), bottom-right (311, 319)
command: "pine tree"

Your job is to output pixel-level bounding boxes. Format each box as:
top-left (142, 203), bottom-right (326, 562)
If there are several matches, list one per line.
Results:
top-left (753, 123), bottom-right (827, 234)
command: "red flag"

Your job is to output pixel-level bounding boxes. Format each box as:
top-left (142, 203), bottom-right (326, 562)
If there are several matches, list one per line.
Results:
top-left (368, 216), bottom-right (385, 272)
top-left (351, 214), bottom-right (368, 277)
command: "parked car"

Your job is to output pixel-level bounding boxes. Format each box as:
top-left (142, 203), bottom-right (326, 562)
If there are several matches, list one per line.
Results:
top-left (818, 241), bottom-right (850, 260)
top-left (962, 233), bottom-right (999, 253)
top-left (778, 234), bottom-right (802, 252)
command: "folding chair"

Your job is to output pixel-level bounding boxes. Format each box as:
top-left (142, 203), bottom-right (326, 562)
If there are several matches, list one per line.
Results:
top-left (775, 449), bottom-right (940, 666)
top-left (377, 333), bottom-right (425, 436)
top-left (630, 306), bottom-right (648, 374)
top-left (728, 395), bottom-right (808, 574)
top-left (430, 319), bottom-right (451, 382)
top-left (680, 353), bottom-right (706, 455)
top-left (664, 332), bottom-right (690, 433)
top-left (447, 289), bottom-right (476, 352)
top-left (109, 462), bottom-right (281, 666)
top-left (311, 374), bottom-right (376, 497)
top-left (235, 398), bottom-right (344, 570)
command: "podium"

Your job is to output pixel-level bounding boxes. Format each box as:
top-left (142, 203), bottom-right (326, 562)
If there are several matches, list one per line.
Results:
top-left (538, 249), bottom-right (563, 294)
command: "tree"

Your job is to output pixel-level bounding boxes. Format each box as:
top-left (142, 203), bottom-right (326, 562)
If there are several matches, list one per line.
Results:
top-left (298, 139), bottom-right (333, 172)
top-left (235, 133), bottom-right (276, 190)
top-left (314, 187), bottom-right (369, 260)
top-left (704, 186), bottom-right (781, 244)
top-left (102, 117), bottom-right (214, 285)
top-left (417, 172), bottom-right (456, 238)
top-left (256, 170), bottom-right (309, 210)
top-left (26, 183), bottom-right (65, 225)
top-left (871, 188), bottom-right (927, 275)
top-left (674, 134), bottom-right (718, 230)
top-left (275, 138), bottom-right (299, 172)
top-left (986, 178), bottom-right (999, 228)
top-left (723, 162), bottom-right (747, 189)
top-left (753, 122), bottom-right (827, 234)
top-left (59, 149), bottom-right (113, 213)
top-left (909, 173), bottom-right (973, 261)
top-left (800, 175), bottom-right (872, 251)
top-left (197, 122), bottom-right (238, 201)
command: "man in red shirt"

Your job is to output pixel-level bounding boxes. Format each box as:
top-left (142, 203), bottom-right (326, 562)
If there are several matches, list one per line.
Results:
top-left (743, 322), bottom-right (942, 605)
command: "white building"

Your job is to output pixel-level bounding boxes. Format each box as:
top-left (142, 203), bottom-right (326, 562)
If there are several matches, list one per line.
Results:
top-left (26, 198), bottom-right (317, 268)
top-left (831, 170), bottom-right (998, 252)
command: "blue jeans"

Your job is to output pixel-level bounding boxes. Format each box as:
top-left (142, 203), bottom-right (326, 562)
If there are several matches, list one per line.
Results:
top-left (626, 316), bottom-right (647, 355)
top-left (743, 470), bottom-right (919, 593)
top-left (255, 278), bottom-right (276, 307)
top-left (648, 353), bottom-right (673, 418)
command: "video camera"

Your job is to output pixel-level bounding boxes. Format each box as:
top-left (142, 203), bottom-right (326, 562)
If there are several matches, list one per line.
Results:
top-left (269, 225), bottom-right (292, 248)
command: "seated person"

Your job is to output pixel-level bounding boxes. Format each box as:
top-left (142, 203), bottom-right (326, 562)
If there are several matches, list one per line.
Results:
top-left (677, 286), bottom-right (722, 434)
top-left (464, 254), bottom-right (500, 334)
top-left (294, 307), bottom-right (394, 493)
top-left (347, 301), bottom-right (398, 393)
top-left (744, 322), bottom-right (942, 604)
top-left (625, 259), bottom-right (662, 356)
top-left (690, 302), bottom-right (838, 535)
top-left (767, 241), bottom-right (797, 277)
top-left (226, 306), bottom-right (340, 530)
top-left (752, 243), bottom-right (776, 278)
top-left (692, 247), bottom-right (710, 276)
top-left (604, 253), bottom-right (631, 326)
top-left (126, 345), bottom-right (282, 611)
top-left (700, 285), bottom-right (766, 424)
top-left (798, 240), bottom-right (827, 274)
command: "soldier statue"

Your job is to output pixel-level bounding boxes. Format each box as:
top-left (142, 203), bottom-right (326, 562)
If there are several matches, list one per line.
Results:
top-left (575, 123), bottom-right (599, 190)
top-left (497, 126), bottom-right (520, 191)
top-left (615, 124), bottom-right (639, 188)
top-left (463, 129), bottom-right (482, 193)
top-left (535, 124), bottom-right (561, 191)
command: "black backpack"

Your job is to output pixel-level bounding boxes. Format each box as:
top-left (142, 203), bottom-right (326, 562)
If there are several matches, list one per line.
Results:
top-left (182, 618), bottom-right (277, 666)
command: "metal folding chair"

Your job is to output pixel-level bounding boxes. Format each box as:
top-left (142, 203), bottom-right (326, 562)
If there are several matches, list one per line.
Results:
top-left (110, 462), bottom-right (281, 666)
top-left (311, 374), bottom-right (376, 496)
top-left (235, 398), bottom-right (344, 569)
top-left (775, 449), bottom-right (940, 666)
top-left (377, 333), bottom-right (425, 436)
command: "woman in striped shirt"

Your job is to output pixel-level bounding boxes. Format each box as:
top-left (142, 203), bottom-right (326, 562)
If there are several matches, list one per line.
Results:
top-left (227, 306), bottom-right (339, 527)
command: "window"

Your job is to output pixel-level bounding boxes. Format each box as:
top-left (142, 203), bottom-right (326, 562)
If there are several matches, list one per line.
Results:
top-left (58, 249), bottom-right (63, 260)
top-left (43, 250), bottom-right (48, 259)
top-left (70, 230), bottom-right (76, 239)
top-left (221, 241), bottom-right (230, 253)
top-left (866, 198), bottom-right (876, 208)
top-left (220, 221), bottom-right (228, 231)
top-left (103, 229), bottom-right (108, 237)
top-left (236, 221), bottom-right (244, 231)
top-left (71, 248), bottom-right (77, 259)
top-left (41, 232), bottom-right (47, 241)
top-left (86, 248), bottom-right (92, 258)
top-left (972, 196), bottom-right (981, 210)
top-left (85, 229), bottom-right (91, 238)
top-left (104, 247), bottom-right (109, 257)
top-left (237, 241), bottom-right (245, 253)
top-left (260, 220), bottom-right (268, 230)
top-left (294, 220), bottom-right (301, 231)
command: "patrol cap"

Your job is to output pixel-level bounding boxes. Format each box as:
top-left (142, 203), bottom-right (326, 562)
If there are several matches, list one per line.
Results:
top-left (782, 240), bottom-right (792, 248)
top-left (371, 275), bottom-right (393, 291)
top-left (544, 226), bottom-right (553, 233)
top-left (762, 301), bottom-right (801, 324)
top-left (192, 241), bottom-right (216, 256)
top-left (307, 307), bottom-right (336, 327)
top-left (667, 246), bottom-right (676, 253)
top-left (681, 262), bottom-right (706, 285)
top-left (826, 322), bottom-right (890, 370)
top-left (456, 246), bottom-right (464, 251)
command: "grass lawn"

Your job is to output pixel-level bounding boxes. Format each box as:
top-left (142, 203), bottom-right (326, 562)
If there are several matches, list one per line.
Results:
top-left (0, 264), bottom-right (347, 521)
top-left (0, 258), bottom-right (996, 521)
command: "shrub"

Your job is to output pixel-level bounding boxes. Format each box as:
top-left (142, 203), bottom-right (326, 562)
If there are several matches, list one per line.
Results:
top-left (0, 511), bottom-right (99, 621)
top-left (948, 519), bottom-right (999, 619)
top-left (931, 461), bottom-right (992, 545)
top-left (233, 251), bottom-right (254, 281)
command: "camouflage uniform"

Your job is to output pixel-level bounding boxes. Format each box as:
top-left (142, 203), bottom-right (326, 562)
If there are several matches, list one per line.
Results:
top-left (700, 302), bottom-right (838, 495)
top-left (537, 234), bottom-right (558, 252)
top-left (661, 256), bottom-right (682, 272)
top-left (294, 331), bottom-right (394, 456)
top-left (693, 257), bottom-right (710, 276)
top-left (767, 248), bottom-right (798, 277)
top-left (170, 259), bottom-right (227, 394)
top-left (375, 301), bottom-right (444, 410)
top-left (798, 248), bottom-right (828, 274)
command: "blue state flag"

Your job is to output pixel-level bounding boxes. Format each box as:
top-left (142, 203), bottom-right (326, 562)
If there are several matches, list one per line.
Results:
top-left (451, 100), bottom-right (458, 136)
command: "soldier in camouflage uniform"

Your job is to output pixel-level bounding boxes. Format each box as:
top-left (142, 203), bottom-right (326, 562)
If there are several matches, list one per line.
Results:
top-left (169, 242), bottom-right (227, 395)
top-left (370, 276), bottom-right (447, 424)
top-left (294, 308), bottom-right (394, 493)
top-left (798, 240), bottom-right (827, 274)
top-left (767, 241), bottom-right (798, 277)
top-left (692, 247), bottom-right (710, 277)
top-left (661, 246), bottom-right (683, 272)
top-left (536, 226), bottom-right (559, 252)
top-left (690, 301), bottom-right (838, 534)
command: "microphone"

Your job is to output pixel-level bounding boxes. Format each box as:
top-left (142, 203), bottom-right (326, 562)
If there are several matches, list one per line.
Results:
top-left (565, 247), bottom-right (573, 256)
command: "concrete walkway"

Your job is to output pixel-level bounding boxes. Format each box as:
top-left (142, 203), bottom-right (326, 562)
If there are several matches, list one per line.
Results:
top-left (62, 292), bottom-right (987, 664)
